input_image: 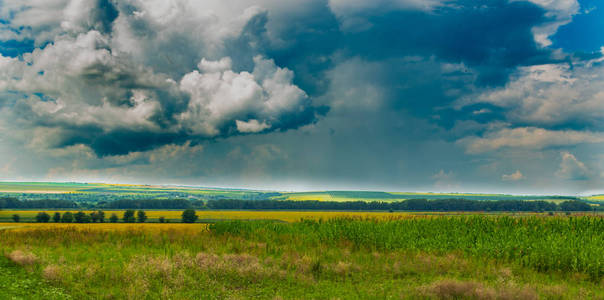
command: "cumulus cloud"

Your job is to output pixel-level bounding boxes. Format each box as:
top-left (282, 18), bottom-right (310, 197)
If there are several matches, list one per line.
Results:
top-left (178, 56), bottom-right (311, 136)
top-left (555, 152), bottom-right (591, 180)
top-left (0, 1), bottom-right (319, 156)
top-left (458, 126), bottom-right (604, 154)
top-left (502, 170), bottom-right (525, 181)
top-left (458, 62), bottom-right (604, 129)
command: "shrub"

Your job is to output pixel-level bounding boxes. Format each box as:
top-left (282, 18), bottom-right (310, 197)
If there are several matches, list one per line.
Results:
top-left (35, 212), bottom-right (50, 223)
top-left (158, 216), bottom-right (166, 223)
top-left (11, 214), bottom-right (20, 223)
top-left (181, 209), bottom-right (198, 223)
top-left (6, 250), bottom-right (38, 266)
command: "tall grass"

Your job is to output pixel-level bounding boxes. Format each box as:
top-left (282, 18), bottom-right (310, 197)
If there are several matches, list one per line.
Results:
top-left (1, 216), bottom-right (603, 299)
top-left (210, 216), bottom-right (604, 279)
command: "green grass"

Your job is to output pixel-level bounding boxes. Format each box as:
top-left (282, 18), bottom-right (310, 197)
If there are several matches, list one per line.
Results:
top-left (0, 257), bottom-right (71, 299)
top-left (0, 216), bottom-right (603, 299)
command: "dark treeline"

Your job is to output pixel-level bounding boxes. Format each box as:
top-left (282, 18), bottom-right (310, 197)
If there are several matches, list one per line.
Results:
top-left (206, 199), bottom-right (594, 212)
top-left (0, 198), bottom-right (77, 209)
top-left (0, 197), bottom-right (595, 211)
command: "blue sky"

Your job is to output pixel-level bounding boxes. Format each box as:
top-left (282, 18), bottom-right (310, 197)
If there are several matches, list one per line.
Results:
top-left (0, 0), bottom-right (603, 194)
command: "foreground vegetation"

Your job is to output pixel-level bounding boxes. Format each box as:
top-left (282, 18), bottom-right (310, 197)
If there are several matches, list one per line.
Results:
top-left (1, 216), bottom-right (603, 299)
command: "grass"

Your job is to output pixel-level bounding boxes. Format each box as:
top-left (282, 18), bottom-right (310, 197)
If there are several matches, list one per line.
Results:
top-left (0, 215), bottom-right (603, 299)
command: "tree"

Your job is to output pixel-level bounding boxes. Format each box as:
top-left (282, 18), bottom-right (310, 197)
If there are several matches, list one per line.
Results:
top-left (90, 212), bottom-right (99, 223)
top-left (96, 210), bottom-right (105, 223)
top-left (12, 214), bottom-right (20, 223)
top-left (181, 209), bottom-right (198, 223)
top-left (158, 216), bottom-right (166, 223)
top-left (74, 211), bottom-right (90, 223)
top-left (123, 210), bottom-right (136, 223)
top-left (61, 212), bottom-right (73, 223)
top-left (137, 210), bottom-right (147, 223)
top-left (35, 212), bottom-right (50, 223)
top-left (559, 200), bottom-right (592, 211)
top-left (53, 212), bottom-right (61, 223)
top-left (109, 213), bottom-right (119, 223)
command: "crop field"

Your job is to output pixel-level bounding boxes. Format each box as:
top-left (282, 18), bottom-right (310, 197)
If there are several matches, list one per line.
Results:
top-left (1, 209), bottom-right (586, 224)
top-left (0, 215), bottom-right (603, 299)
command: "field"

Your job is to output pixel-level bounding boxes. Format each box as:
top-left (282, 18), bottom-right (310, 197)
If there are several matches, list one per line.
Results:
top-left (1, 215), bottom-right (603, 299)
top-left (2, 182), bottom-right (598, 205)
top-left (2, 209), bottom-right (591, 224)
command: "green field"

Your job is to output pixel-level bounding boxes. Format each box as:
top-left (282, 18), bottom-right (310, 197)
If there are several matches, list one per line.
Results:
top-left (1, 182), bottom-right (597, 206)
top-left (1, 216), bottom-right (603, 299)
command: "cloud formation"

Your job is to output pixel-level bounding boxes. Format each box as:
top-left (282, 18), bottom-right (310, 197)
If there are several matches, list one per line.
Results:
top-left (0, 0), bottom-right (602, 193)
top-left (0, 1), bottom-right (321, 156)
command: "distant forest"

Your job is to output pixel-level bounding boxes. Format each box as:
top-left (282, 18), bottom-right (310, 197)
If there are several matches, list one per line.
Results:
top-left (0, 197), bottom-right (595, 212)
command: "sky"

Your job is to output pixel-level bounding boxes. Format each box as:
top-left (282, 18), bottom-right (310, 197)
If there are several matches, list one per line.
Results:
top-left (0, 0), bottom-right (603, 194)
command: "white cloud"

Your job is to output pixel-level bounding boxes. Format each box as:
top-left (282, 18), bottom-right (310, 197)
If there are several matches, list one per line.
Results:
top-left (517, 0), bottom-right (580, 47)
top-left (458, 126), bottom-right (604, 154)
top-left (502, 170), bottom-right (524, 181)
top-left (555, 151), bottom-right (591, 180)
top-left (458, 62), bottom-right (604, 127)
top-left (236, 119), bottom-right (270, 133)
top-left (178, 56), bottom-right (307, 136)
top-left (0, 1), bottom-right (316, 156)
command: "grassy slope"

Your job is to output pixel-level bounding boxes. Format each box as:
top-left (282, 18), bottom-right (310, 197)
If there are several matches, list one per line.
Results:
top-left (0, 217), bottom-right (602, 299)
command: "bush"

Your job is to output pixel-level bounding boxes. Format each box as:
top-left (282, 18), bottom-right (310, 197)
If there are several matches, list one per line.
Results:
top-left (11, 214), bottom-right (20, 223)
top-left (137, 210), bottom-right (147, 223)
top-left (52, 212), bottom-right (61, 223)
top-left (181, 209), bottom-right (198, 223)
top-left (123, 210), bottom-right (136, 223)
top-left (61, 212), bottom-right (73, 223)
top-left (158, 216), bottom-right (165, 223)
top-left (109, 213), bottom-right (119, 223)
top-left (35, 212), bottom-right (50, 223)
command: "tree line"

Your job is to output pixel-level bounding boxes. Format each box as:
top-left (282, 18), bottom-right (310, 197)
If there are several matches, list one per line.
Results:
top-left (11, 209), bottom-right (200, 224)
top-left (205, 199), bottom-right (594, 212)
top-left (0, 196), bottom-right (595, 211)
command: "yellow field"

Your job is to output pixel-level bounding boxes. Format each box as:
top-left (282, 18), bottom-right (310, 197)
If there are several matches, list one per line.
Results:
top-left (587, 195), bottom-right (604, 201)
top-left (0, 222), bottom-right (209, 232)
top-left (1, 210), bottom-right (425, 222)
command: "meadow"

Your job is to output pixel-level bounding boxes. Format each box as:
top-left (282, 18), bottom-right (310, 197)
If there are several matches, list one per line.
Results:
top-left (1, 215), bottom-right (603, 299)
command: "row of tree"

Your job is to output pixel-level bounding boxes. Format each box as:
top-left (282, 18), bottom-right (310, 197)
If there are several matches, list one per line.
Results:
top-left (11, 209), bottom-right (200, 223)
top-left (1, 196), bottom-right (596, 211)
top-left (205, 199), bottom-right (594, 212)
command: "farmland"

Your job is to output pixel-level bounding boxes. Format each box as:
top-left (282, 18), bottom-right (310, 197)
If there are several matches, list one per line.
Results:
top-left (1, 181), bottom-right (603, 299)
top-left (1, 182), bottom-right (597, 205)
top-left (1, 215), bottom-right (604, 299)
